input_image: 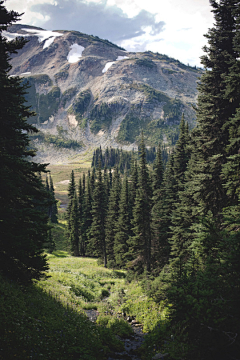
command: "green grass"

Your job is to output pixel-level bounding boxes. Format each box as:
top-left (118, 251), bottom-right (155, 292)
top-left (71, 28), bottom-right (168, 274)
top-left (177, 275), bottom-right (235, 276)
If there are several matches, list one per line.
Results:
top-left (51, 221), bottom-right (68, 251)
top-left (46, 163), bottom-right (91, 206)
top-left (0, 272), bottom-right (119, 360)
top-left (0, 254), bottom-right (169, 359)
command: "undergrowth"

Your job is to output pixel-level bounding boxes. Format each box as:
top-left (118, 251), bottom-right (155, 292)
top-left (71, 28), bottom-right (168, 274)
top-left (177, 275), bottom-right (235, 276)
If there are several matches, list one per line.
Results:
top-left (0, 253), bottom-right (169, 359)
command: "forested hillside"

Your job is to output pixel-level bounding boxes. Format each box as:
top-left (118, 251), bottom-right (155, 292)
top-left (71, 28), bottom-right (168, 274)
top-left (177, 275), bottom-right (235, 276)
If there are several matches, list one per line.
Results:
top-left (63, 0), bottom-right (240, 358)
top-left (0, 1), bottom-right (240, 360)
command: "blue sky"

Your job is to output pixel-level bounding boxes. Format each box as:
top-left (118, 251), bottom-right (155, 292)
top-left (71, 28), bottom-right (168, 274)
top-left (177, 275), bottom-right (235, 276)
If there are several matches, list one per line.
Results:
top-left (5, 0), bottom-right (214, 67)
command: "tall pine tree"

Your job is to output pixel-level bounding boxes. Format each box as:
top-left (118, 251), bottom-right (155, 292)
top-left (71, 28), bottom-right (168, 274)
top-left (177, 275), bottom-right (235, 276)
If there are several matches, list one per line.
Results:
top-left (90, 162), bottom-right (107, 266)
top-left (129, 133), bottom-right (152, 272)
top-left (114, 176), bottom-right (131, 267)
top-left (105, 167), bottom-right (121, 266)
top-left (0, 2), bottom-right (51, 282)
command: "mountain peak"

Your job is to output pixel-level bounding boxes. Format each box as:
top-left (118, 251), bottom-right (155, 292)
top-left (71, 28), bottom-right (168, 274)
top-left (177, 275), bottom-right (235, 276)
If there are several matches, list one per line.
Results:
top-left (6, 25), bottom-right (200, 164)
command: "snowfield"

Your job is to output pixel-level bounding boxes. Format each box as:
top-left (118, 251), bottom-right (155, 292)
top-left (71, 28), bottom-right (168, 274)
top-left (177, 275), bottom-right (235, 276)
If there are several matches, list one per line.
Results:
top-left (102, 56), bottom-right (129, 73)
top-left (2, 31), bottom-right (27, 41)
top-left (116, 56), bottom-right (129, 61)
top-left (3, 28), bottom-right (63, 49)
top-left (67, 44), bottom-right (85, 63)
top-left (102, 61), bottom-right (115, 73)
top-left (21, 28), bottom-right (63, 49)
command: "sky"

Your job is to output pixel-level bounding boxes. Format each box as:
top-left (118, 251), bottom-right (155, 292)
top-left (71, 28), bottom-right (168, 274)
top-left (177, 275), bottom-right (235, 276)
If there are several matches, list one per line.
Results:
top-left (4, 0), bottom-right (214, 67)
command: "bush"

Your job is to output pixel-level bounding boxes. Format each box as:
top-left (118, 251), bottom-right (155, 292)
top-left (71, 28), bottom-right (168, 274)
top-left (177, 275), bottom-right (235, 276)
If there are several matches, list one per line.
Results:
top-left (96, 315), bottom-right (133, 338)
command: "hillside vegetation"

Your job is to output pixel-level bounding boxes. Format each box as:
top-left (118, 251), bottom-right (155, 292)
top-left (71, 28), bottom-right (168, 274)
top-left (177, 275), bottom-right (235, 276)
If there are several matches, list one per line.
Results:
top-left (0, 253), bottom-right (166, 360)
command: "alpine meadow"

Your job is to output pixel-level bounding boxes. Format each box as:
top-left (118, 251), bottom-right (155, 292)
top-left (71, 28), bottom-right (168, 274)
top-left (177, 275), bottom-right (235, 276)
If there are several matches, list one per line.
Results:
top-left (0, 1), bottom-right (240, 360)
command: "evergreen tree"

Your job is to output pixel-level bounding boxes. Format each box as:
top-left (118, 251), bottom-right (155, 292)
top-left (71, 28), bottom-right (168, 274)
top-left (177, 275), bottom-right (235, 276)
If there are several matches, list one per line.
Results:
top-left (104, 165), bottom-right (110, 199)
top-left (49, 175), bottom-right (58, 223)
top-left (151, 154), bottom-right (175, 272)
top-left (160, 2), bottom-right (240, 358)
top-left (90, 162), bottom-right (107, 266)
top-left (190, 0), bottom-right (240, 217)
top-left (173, 114), bottom-right (190, 193)
top-left (152, 143), bottom-right (164, 196)
top-left (66, 170), bottom-right (80, 255)
top-left (114, 176), bottom-right (131, 267)
top-left (45, 175), bottom-right (51, 218)
top-left (128, 158), bottom-right (138, 221)
top-left (82, 176), bottom-right (92, 256)
top-left (108, 167), bottom-right (113, 190)
top-left (168, 115), bottom-right (192, 278)
top-left (78, 177), bottom-right (84, 255)
top-left (46, 220), bottom-right (56, 254)
top-left (105, 167), bottom-right (121, 265)
top-left (82, 172), bottom-right (86, 195)
top-left (129, 134), bottom-right (152, 272)
top-left (68, 170), bottom-right (76, 200)
top-left (0, 2), bottom-right (51, 282)
top-left (68, 193), bottom-right (80, 256)
top-left (66, 170), bottom-right (76, 222)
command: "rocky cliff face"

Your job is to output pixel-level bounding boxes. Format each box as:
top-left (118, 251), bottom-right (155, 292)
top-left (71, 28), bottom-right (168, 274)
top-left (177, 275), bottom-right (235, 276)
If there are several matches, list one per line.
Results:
top-left (6, 24), bottom-right (201, 161)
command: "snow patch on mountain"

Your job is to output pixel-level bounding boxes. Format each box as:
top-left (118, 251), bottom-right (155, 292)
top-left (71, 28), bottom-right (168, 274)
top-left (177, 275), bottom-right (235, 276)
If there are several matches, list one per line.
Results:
top-left (2, 31), bottom-right (27, 41)
top-left (21, 28), bottom-right (63, 48)
top-left (67, 44), bottom-right (85, 63)
top-left (102, 62), bottom-right (115, 73)
top-left (116, 56), bottom-right (129, 61)
top-left (102, 56), bottom-right (129, 73)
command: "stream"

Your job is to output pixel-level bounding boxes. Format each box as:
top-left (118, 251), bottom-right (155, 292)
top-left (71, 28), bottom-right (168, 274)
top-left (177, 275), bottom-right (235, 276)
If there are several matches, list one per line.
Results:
top-left (84, 309), bottom-right (145, 360)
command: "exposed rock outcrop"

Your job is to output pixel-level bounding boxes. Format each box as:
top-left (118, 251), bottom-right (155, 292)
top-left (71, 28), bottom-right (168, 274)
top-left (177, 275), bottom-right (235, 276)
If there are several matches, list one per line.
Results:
top-left (6, 24), bottom-right (201, 160)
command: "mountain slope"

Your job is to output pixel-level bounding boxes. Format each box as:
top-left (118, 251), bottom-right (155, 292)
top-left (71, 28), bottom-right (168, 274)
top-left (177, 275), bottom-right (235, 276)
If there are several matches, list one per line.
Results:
top-left (6, 24), bottom-right (201, 162)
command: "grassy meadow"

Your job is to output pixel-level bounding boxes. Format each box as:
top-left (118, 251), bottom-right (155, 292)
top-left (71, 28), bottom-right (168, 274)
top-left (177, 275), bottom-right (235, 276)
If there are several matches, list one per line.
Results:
top-left (0, 252), bottom-right (167, 360)
top-left (47, 153), bottom-right (92, 207)
top-left (0, 157), bottom-right (169, 359)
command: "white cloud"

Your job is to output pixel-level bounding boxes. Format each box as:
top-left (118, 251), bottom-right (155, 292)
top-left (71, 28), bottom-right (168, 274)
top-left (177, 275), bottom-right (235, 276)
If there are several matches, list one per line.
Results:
top-left (4, 0), bottom-right (214, 67)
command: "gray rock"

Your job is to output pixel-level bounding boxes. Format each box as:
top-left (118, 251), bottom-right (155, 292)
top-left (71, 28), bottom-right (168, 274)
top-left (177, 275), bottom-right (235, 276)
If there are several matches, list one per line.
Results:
top-left (8, 24), bottom-right (200, 163)
top-left (152, 353), bottom-right (169, 360)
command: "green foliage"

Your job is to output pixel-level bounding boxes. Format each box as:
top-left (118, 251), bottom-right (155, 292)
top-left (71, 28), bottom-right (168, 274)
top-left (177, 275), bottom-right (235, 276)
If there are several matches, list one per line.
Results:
top-left (54, 69), bottom-right (69, 81)
top-left (96, 315), bottom-right (133, 338)
top-left (136, 58), bottom-right (156, 69)
top-left (29, 74), bottom-right (53, 85)
top-left (69, 89), bottom-right (92, 128)
top-left (117, 84), bottom-right (182, 145)
top-left (128, 134), bottom-right (152, 272)
top-left (105, 167), bottom-right (121, 264)
top-left (22, 77), bottom-right (38, 123)
top-left (29, 131), bottom-right (83, 149)
top-left (152, 52), bottom-right (201, 72)
top-left (119, 281), bottom-right (166, 333)
top-left (89, 164), bottom-right (107, 265)
top-left (60, 29), bottom-right (125, 50)
top-left (162, 67), bottom-right (178, 74)
top-left (114, 177), bottom-right (131, 267)
top-left (23, 75), bottom-right (55, 124)
top-left (90, 102), bottom-right (113, 133)
top-left (117, 111), bottom-right (150, 143)
top-left (51, 222), bottom-right (68, 251)
top-left (0, 274), bottom-right (113, 360)
top-left (39, 86), bottom-right (61, 124)
top-left (61, 87), bottom-right (78, 108)
top-left (0, 4), bottom-right (51, 282)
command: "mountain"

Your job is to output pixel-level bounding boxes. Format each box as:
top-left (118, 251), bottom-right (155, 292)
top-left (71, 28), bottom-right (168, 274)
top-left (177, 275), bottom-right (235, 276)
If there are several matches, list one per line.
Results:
top-left (6, 24), bottom-right (201, 163)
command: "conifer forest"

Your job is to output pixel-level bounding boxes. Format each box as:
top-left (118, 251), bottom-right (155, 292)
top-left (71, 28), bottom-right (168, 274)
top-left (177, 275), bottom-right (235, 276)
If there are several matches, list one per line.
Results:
top-left (0, 1), bottom-right (240, 359)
